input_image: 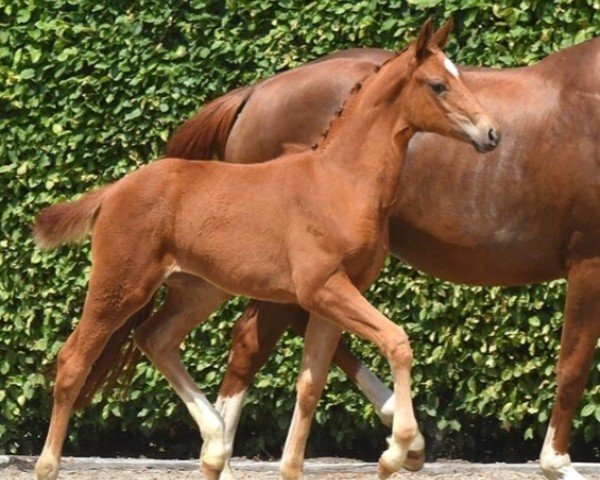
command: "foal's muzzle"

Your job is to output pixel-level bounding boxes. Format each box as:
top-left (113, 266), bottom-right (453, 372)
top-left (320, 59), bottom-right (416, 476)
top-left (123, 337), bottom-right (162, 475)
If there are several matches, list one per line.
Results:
top-left (473, 127), bottom-right (501, 152)
top-left (469, 119), bottom-right (501, 153)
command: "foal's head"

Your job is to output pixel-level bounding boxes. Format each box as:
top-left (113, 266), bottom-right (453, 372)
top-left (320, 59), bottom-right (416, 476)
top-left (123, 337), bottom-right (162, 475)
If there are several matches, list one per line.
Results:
top-left (400, 19), bottom-right (500, 152)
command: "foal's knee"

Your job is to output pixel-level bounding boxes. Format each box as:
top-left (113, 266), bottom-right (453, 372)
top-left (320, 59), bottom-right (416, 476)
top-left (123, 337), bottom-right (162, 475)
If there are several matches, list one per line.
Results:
top-left (383, 327), bottom-right (413, 370)
top-left (295, 371), bottom-right (320, 412)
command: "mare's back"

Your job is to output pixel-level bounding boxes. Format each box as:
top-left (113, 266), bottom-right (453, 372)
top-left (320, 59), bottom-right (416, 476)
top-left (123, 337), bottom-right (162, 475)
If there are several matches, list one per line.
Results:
top-left (225, 57), bottom-right (388, 163)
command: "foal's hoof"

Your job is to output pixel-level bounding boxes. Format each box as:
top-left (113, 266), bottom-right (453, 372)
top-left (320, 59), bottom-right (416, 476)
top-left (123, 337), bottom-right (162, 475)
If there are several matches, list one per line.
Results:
top-left (403, 448), bottom-right (425, 471)
top-left (377, 458), bottom-right (396, 480)
top-left (219, 464), bottom-right (237, 480)
top-left (201, 461), bottom-right (223, 480)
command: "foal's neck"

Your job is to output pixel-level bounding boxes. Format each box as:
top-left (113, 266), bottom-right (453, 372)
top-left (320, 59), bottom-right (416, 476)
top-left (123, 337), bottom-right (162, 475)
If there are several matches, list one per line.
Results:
top-left (315, 52), bottom-right (414, 214)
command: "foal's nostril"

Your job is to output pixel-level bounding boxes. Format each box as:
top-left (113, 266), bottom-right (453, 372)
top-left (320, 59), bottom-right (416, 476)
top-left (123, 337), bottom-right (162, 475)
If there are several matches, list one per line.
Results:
top-left (488, 128), bottom-right (500, 145)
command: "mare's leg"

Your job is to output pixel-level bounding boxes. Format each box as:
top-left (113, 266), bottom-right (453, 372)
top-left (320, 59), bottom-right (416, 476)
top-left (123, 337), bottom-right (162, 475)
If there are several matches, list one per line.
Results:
top-left (540, 258), bottom-right (600, 480)
top-left (280, 317), bottom-right (342, 480)
top-left (216, 301), bottom-right (305, 480)
top-left (35, 257), bottom-right (164, 480)
top-left (133, 274), bottom-right (231, 480)
top-left (291, 272), bottom-right (418, 480)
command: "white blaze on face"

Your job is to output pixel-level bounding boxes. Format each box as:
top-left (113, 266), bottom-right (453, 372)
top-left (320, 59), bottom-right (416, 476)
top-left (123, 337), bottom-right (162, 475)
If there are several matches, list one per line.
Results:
top-left (443, 55), bottom-right (460, 79)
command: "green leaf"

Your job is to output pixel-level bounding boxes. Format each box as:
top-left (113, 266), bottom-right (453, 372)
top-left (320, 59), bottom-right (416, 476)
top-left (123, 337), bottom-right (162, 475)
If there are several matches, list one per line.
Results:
top-left (16, 9), bottom-right (31, 24)
top-left (20, 68), bottom-right (35, 80)
top-left (581, 404), bottom-right (596, 417)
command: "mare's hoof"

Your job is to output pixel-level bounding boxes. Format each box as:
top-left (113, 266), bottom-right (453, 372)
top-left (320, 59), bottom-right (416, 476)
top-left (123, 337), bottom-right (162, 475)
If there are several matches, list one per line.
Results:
top-left (403, 448), bottom-right (425, 471)
top-left (201, 461), bottom-right (223, 480)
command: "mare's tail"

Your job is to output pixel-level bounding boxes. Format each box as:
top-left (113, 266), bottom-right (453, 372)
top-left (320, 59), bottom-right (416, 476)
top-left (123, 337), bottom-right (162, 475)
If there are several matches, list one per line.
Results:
top-left (165, 85), bottom-right (254, 160)
top-left (33, 184), bottom-right (156, 409)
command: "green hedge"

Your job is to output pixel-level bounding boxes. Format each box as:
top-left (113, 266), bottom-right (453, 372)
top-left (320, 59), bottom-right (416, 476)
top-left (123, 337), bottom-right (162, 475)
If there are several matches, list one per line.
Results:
top-left (1, 0), bottom-right (599, 461)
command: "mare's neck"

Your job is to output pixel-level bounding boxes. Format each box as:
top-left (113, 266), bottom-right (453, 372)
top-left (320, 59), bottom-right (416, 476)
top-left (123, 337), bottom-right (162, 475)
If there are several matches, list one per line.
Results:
top-left (316, 52), bottom-right (414, 212)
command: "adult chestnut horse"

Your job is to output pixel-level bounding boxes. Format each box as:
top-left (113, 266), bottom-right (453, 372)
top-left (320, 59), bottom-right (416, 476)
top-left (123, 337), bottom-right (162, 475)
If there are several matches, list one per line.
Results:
top-left (33, 21), bottom-right (499, 480)
top-left (166, 37), bottom-right (599, 480)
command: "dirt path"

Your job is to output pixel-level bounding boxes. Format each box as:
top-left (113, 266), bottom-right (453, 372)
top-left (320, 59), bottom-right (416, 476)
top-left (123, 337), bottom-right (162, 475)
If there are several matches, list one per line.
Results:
top-left (4, 458), bottom-right (600, 480)
top-left (0, 468), bottom-right (568, 480)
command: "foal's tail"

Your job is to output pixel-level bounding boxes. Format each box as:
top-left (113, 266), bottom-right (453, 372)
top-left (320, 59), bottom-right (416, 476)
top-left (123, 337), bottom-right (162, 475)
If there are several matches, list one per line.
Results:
top-left (165, 84), bottom-right (254, 160)
top-left (32, 185), bottom-right (113, 250)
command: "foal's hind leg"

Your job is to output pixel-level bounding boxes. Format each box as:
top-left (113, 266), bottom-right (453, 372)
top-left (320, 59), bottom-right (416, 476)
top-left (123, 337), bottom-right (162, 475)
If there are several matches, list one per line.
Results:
top-left (35, 261), bottom-right (164, 480)
top-left (540, 258), bottom-right (600, 480)
top-left (133, 274), bottom-right (230, 480)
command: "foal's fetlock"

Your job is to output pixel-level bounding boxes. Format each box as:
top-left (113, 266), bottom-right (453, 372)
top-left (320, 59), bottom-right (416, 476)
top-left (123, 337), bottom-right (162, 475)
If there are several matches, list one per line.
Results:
top-left (378, 428), bottom-right (416, 479)
top-left (201, 440), bottom-right (227, 480)
top-left (403, 430), bottom-right (426, 472)
top-left (35, 452), bottom-right (60, 480)
top-left (280, 460), bottom-right (304, 480)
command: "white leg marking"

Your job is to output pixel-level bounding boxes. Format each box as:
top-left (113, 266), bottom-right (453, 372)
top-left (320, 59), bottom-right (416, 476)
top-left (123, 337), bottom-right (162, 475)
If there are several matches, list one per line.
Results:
top-left (215, 391), bottom-right (246, 480)
top-left (184, 390), bottom-right (226, 469)
top-left (380, 434), bottom-right (406, 473)
top-left (540, 426), bottom-right (586, 480)
top-left (354, 364), bottom-right (394, 427)
top-left (408, 429), bottom-right (425, 452)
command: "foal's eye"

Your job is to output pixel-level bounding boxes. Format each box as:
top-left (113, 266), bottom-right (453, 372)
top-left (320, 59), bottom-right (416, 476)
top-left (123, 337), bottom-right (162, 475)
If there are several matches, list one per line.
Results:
top-left (430, 82), bottom-right (448, 95)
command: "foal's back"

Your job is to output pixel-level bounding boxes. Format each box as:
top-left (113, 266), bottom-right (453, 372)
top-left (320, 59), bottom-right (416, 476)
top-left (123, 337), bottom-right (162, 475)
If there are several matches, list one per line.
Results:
top-left (100, 155), bottom-right (328, 301)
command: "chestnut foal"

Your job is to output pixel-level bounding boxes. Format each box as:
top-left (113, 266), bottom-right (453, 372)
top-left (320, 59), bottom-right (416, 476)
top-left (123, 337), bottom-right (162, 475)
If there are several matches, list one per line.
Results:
top-left (33, 20), bottom-right (498, 480)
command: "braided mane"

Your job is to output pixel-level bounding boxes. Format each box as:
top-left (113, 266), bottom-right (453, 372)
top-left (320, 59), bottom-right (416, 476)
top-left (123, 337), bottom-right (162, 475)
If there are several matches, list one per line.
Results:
top-left (311, 45), bottom-right (410, 150)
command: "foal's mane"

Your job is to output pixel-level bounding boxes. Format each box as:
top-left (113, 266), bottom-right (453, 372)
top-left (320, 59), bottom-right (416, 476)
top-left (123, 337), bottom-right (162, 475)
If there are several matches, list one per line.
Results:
top-left (311, 45), bottom-right (409, 151)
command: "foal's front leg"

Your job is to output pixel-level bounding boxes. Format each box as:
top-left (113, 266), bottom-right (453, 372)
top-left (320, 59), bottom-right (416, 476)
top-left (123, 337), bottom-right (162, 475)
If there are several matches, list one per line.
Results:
top-left (280, 316), bottom-right (342, 480)
top-left (296, 272), bottom-right (419, 480)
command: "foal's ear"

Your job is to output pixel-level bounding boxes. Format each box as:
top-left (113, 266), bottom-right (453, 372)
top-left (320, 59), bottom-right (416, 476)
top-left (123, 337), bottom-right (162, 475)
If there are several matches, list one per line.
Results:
top-left (432, 17), bottom-right (454, 49)
top-left (415, 18), bottom-right (434, 61)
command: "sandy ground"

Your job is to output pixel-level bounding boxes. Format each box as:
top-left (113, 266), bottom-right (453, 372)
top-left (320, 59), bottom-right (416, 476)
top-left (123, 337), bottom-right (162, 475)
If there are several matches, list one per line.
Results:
top-left (5, 466), bottom-right (600, 480)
